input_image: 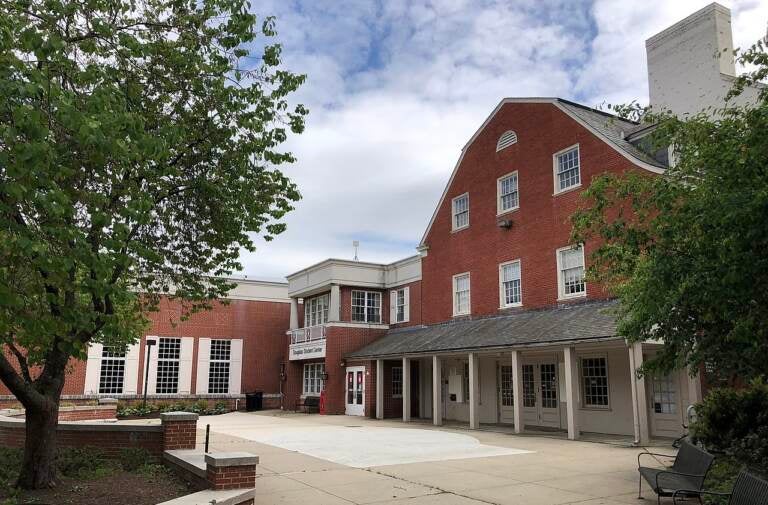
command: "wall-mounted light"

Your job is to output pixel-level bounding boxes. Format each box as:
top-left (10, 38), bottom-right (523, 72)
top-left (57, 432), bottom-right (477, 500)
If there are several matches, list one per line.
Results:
top-left (321, 372), bottom-right (329, 381)
top-left (339, 360), bottom-right (346, 367)
top-left (497, 219), bottom-right (513, 229)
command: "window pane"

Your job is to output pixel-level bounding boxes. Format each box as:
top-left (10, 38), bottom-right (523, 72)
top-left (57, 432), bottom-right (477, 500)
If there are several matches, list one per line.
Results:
top-left (581, 357), bottom-right (609, 407)
top-left (453, 195), bottom-right (469, 228)
top-left (557, 148), bottom-right (580, 191)
top-left (499, 174), bottom-right (519, 211)
top-left (208, 339), bottom-right (231, 394)
top-left (156, 337), bottom-right (181, 394)
top-left (99, 346), bottom-right (126, 395)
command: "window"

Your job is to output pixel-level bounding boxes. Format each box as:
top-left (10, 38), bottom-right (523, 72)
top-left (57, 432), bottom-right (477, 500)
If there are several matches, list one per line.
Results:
top-left (99, 346), bottom-right (126, 394)
top-left (581, 356), bottom-right (609, 408)
top-left (557, 245), bottom-right (586, 298)
top-left (522, 364), bottom-right (536, 408)
top-left (304, 294), bottom-right (329, 327)
top-left (351, 290), bottom-right (381, 323)
top-left (303, 362), bottom-right (325, 395)
top-left (496, 130), bottom-right (518, 151)
top-left (452, 273), bottom-right (470, 316)
top-left (499, 260), bottom-right (522, 307)
top-left (392, 366), bottom-right (403, 397)
top-left (554, 146), bottom-right (580, 193)
top-left (540, 363), bottom-right (558, 409)
top-left (500, 365), bottom-right (514, 407)
top-left (652, 373), bottom-right (677, 414)
top-left (452, 193), bottom-right (469, 230)
top-left (208, 339), bottom-right (231, 394)
top-left (395, 288), bottom-right (406, 323)
top-left (497, 172), bottom-right (519, 214)
top-left (156, 337), bottom-right (181, 394)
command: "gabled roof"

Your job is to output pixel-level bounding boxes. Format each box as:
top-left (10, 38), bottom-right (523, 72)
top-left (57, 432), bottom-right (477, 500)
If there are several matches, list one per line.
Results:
top-left (346, 299), bottom-right (620, 359)
top-left (418, 97), bottom-right (666, 249)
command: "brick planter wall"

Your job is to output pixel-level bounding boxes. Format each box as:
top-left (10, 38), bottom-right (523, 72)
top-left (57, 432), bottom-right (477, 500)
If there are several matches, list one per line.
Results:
top-left (205, 453), bottom-right (258, 490)
top-left (160, 412), bottom-right (198, 450)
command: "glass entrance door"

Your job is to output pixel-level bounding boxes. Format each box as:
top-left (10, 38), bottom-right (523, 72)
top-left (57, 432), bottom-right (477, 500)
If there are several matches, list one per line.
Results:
top-left (345, 366), bottom-right (365, 416)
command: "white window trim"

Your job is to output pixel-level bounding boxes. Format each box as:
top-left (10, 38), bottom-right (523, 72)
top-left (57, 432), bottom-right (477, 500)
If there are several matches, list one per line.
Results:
top-left (451, 192), bottom-right (470, 232)
top-left (579, 353), bottom-right (611, 410)
top-left (390, 287), bottom-right (410, 324)
top-left (556, 244), bottom-right (587, 300)
top-left (452, 272), bottom-right (471, 317)
top-left (498, 259), bottom-right (523, 308)
top-left (496, 171), bottom-right (520, 215)
top-left (552, 144), bottom-right (581, 195)
top-left (302, 362), bottom-right (325, 396)
top-left (351, 290), bottom-right (382, 324)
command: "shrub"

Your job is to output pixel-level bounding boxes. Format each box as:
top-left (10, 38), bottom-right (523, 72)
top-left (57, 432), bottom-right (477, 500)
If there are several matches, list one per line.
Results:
top-left (0, 448), bottom-right (22, 489)
top-left (691, 380), bottom-right (768, 475)
top-left (213, 401), bottom-right (228, 414)
top-left (118, 447), bottom-right (152, 472)
top-left (56, 447), bottom-right (113, 479)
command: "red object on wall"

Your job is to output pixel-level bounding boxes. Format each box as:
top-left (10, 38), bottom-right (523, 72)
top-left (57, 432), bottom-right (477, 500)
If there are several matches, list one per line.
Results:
top-left (319, 389), bottom-right (326, 415)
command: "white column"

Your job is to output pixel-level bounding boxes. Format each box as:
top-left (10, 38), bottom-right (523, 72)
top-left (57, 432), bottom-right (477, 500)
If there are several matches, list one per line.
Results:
top-left (329, 284), bottom-right (341, 322)
top-left (289, 298), bottom-right (299, 330)
top-left (468, 353), bottom-right (480, 430)
top-left (432, 355), bottom-right (442, 426)
top-left (563, 346), bottom-right (580, 440)
top-left (376, 359), bottom-right (384, 420)
top-left (511, 350), bottom-right (523, 433)
top-left (402, 357), bottom-right (411, 422)
top-left (688, 368), bottom-right (703, 405)
top-left (629, 342), bottom-right (651, 445)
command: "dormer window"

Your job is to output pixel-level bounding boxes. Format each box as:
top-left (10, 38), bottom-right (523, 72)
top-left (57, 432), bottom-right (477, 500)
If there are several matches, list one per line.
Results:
top-left (496, 130), bottom-right (518, 152)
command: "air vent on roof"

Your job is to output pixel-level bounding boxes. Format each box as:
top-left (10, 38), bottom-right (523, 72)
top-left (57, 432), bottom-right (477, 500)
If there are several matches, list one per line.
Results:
top-left (496, 130), bottom-right (518, 152)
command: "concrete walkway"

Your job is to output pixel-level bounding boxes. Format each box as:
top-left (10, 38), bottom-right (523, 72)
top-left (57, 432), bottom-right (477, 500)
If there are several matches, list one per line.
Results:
top-left (197, 411), bottom-right (674, 505)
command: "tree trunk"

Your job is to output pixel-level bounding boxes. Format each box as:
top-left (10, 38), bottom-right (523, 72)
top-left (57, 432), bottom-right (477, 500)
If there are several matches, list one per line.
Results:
top-left (16, 397), bottom-right (60, 489)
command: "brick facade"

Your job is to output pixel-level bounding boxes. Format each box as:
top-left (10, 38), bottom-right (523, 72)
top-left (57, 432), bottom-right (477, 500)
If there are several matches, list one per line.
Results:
top-left (420, 102), bottom-right (631, 324)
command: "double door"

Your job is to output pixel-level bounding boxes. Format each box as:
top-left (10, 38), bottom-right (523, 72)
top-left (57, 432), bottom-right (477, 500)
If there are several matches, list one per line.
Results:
top-left (522, 359), bottom-right (561, 429)
top-left (345, 366), bottom-right (365, 416)
top-left (497, 358), bottom-right (560, 429)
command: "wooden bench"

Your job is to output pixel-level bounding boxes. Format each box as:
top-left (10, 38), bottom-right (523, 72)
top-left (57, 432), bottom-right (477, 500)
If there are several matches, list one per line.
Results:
top-left (296, 396), bottom-right (320, 413)
top-left (673, 470), bottom-right (768, 505)
top-left (638, 440), bottom-right (714, 504)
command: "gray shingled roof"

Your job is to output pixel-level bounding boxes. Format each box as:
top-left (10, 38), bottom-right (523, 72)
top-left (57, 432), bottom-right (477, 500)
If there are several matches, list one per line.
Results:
top-left (557, 100), bottom-right (666, 169)
top-left (346, 300), bottom-right (621, 359)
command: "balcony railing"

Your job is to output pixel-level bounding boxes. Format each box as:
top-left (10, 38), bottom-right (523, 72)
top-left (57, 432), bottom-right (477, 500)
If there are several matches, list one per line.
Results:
top-left (290, 324), bottom-right (327, 345)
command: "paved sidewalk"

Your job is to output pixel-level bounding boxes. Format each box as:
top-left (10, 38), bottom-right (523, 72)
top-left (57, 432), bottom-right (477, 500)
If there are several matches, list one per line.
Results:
top-left (199, 411), bottom-right (674, 505)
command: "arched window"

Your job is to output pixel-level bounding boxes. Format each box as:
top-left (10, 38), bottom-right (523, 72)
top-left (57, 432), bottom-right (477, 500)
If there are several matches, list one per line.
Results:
top-left (496, 130), bottom-right (518, 152)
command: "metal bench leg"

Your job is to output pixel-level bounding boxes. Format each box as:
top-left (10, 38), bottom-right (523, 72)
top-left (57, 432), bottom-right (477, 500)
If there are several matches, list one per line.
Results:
top-left (638, 475), bottom-right (642, 499)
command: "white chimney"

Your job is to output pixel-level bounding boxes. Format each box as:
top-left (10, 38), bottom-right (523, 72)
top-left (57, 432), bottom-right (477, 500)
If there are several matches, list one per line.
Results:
top-left (645, 3), bottom-right (760, 117)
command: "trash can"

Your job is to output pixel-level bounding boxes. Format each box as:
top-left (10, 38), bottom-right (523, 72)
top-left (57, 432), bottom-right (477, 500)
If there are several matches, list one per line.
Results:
top-left (246, 391), bottom-right (263, 411)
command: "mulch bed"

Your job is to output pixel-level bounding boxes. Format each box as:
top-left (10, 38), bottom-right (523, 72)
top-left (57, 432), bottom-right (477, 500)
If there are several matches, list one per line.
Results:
top-left (1, 469), bottom-right (192, 505)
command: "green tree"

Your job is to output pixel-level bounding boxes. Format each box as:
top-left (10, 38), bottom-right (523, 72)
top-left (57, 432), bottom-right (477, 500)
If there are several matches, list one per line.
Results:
top-left (0, 0), bottom-right (306, 488)
top-left (572, 40), bottom-right (768, 381)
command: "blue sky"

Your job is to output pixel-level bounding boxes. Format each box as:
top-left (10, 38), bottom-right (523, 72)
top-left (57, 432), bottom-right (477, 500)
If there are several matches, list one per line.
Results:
top-left (239, 0), bottom-right (768, 280)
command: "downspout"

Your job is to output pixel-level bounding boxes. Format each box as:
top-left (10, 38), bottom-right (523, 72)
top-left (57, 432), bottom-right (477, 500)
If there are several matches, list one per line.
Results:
top-left (628, 343), bottom-right (641, 446)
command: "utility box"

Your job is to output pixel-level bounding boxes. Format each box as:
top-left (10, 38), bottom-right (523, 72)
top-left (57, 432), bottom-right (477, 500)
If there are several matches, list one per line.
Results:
top-left (448, 370), bottom-right (464, 403)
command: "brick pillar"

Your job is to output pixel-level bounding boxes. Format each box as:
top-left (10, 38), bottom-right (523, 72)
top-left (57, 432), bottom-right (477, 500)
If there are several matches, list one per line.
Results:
top-left (205, 452), bottom-right (259, 490)
top-left (160, 412), bottom-right (198, 451)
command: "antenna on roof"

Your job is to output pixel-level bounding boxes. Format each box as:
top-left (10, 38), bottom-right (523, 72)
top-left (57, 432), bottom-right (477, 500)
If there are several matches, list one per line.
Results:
top-left (352, 241), bottom-right (359, 261)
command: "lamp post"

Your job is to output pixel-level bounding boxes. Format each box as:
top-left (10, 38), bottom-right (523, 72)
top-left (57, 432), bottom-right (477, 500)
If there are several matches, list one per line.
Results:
top-left (142, 340), bottom-right (156, 408)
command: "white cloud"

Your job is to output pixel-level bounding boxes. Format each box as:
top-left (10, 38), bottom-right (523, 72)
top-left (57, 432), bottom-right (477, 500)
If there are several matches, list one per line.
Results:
top-left (238, 0), bottom-right (767, 280)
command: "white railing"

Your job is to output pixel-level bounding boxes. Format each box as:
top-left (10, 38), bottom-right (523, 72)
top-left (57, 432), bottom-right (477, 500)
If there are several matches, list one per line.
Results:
top-left (290, 325), bottom-right (327, 345)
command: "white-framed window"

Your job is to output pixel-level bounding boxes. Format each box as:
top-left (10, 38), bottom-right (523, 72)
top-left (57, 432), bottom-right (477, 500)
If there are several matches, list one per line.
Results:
top-left (452, 272), bottom-right (470, 316)
top-left (99, 346), bottom-right (126, 395)
top-left (554, 145), bottom-right (581, 193)
top-left (391, 366), bottom-right (403, 398)
top-left (557, 245), bottom-right (586, 299)
top-left (303, 362), bottom-right (325, 396)
top-left (390, 287), bottom-right (410, 324)
top-left (304, 293), bottom-right (330, 327)
top-left (497, 172), bottom-right (519, 214)
top-left (351, 290), bottom-right (381, 323)
top-left (652, 373), bottom-right (677, 414)
top-left (208, 339), bottom-right (231, 394)
top-left (156, 337), bottom-right (181, 394)
top-left (499, 260), bottom-right (522, 307)
top-left (581, 356), bottom-right (610, 408)
top-left (451, 193), bottom-right (469, 231)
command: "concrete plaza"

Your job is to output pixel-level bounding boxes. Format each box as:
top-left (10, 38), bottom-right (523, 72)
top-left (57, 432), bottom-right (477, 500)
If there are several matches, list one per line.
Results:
top-left (197, 411), bottom-right (674, 505)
